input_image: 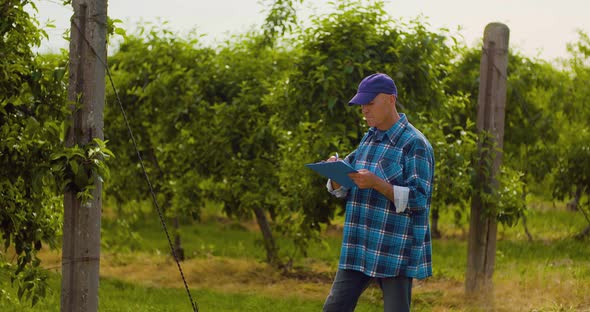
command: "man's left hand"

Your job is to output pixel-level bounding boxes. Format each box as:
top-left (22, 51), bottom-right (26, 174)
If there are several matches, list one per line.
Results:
top-left (348, 169), bottom-right (379, 189)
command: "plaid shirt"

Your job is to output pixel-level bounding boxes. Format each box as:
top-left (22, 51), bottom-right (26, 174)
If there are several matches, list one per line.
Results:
top-left (331, 113), bottom-right (434, 279)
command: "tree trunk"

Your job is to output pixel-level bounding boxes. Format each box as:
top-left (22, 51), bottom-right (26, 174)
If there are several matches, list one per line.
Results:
top-left (575, 191), bottom-right (590, 240)
top-left (521, 184), bottom-right (533, 241)
top-left (521, 213), bottom-right (533, 242)
top-left (575, 226), bottom-right (590, 240)
top-left (253, 206), bottom-right (280, 266)
top-left (566, 187), bottom-right (582, 211)
top-left (146, 147), bottom-right (186, 261)
top-left (116, 200), bottom-right (123, 217)
top-left (576, 186), bottom-right (590, 239)
top-left (431, 207), bottom-right (441, 239)
top-left (173, 217), bottom-right (185, 261)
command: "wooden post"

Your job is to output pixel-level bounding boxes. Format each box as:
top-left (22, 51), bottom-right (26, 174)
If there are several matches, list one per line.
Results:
top-left (465, 23), bottom-right (509, 298)
top-left (61, 0), bottom-right (107, 311)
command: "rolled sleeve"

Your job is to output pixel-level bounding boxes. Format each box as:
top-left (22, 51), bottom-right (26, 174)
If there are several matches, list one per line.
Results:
top-left (326, 179), bottom-right (349, 198)
top-left (393, 185), bottom-right (410, 213)
top-left (404, 141), bottom-right (434, 213)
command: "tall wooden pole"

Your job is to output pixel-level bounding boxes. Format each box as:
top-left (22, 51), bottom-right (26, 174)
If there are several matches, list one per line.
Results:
top-left (465, 23), bottom-right (509, 298)
top-left (61, 0), bottom-right (107, 311)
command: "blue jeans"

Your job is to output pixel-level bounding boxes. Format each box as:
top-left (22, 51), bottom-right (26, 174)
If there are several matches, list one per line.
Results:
top-left (323, 269), bottom-right (413, 312)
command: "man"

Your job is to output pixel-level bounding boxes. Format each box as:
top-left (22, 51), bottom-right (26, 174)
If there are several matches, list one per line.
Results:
top-left (323, 73), bottom-right (434, 312)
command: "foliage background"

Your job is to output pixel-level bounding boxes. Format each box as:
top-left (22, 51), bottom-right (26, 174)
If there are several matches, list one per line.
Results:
top-left (1, 0), bottom-right (589, 308)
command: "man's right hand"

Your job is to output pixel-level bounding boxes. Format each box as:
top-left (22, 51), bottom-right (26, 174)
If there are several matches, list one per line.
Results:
top-left (326, 155), bottom-right (342, 189)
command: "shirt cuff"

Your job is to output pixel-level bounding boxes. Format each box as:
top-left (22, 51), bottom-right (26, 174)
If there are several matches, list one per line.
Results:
top-left (326, 179), bottom-right (349, 198)
top-left (393, 185), bottom-right (410, 213)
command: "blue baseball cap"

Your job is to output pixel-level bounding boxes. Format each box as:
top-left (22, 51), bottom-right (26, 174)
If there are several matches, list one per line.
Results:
top-left (348, 73), bottom-right (397, 105)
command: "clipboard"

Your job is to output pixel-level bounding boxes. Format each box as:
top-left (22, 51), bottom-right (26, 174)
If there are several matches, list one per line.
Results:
top-left (305, 160), bottom-right (358, 188)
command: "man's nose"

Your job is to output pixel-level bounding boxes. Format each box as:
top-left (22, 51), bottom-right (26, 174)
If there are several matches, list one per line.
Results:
top-left (362, 105), bottom-right (369, 113)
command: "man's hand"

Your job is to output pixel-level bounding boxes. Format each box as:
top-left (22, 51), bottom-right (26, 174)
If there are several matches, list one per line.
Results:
top-left (349, 169), bottom-right (395, 202)
top-left (348, 169), bottom-right (380, 189)
top-left (326, 155), bottom-right (341, 189)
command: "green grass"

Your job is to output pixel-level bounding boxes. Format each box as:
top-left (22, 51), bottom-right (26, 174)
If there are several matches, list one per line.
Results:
top-left (435, 201), bottom-right (590, 241)
top-left (3, 199), bottom-right (589, 311)
top-left (102, 201), bottom-right (346, 266)
top-left (504, 209), bottom-right (589, 239)
top-left (0, 270), bottom-right (386, 312)
top-left (103, 199), bottom-right (590, 280)
top-left (103, 214), bottom-right (343, 264)
top-left (431, 239), bottom-right (467, 280)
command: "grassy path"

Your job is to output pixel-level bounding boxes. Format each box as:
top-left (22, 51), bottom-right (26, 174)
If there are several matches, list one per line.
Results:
top-left (2, 203), bottom-right (589, 311)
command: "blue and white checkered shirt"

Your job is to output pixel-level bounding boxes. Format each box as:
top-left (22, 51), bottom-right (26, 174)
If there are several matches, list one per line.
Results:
top-left (327, 113), bottom-right (434, 279)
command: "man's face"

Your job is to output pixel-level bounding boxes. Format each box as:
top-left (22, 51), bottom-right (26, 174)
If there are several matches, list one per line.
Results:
top-left (361, 93), bottom-right (396, 130)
